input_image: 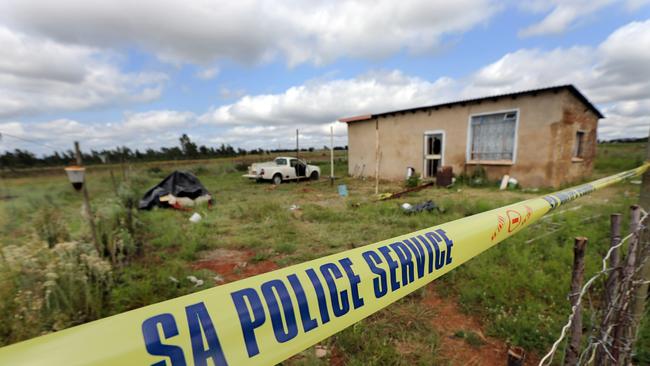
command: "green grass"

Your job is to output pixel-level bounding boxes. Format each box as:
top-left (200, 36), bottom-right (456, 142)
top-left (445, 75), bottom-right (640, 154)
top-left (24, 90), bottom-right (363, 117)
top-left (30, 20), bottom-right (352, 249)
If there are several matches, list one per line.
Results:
top-left (595, 142), bottom-right (646, 173)
top-left (0, 145), bottom-right (648, 363)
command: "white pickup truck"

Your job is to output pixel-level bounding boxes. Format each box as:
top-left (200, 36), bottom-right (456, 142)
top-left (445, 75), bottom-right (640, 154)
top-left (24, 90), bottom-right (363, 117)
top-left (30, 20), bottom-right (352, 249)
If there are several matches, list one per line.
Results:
top-left (243, 157), bottom-right (321, 184)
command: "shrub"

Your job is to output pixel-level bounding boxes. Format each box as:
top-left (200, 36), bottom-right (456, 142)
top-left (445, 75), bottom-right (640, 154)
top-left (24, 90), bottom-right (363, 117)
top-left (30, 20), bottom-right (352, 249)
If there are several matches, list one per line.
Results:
top-left (234, 162), bottom-right (249, 172)
top-left (0, 240), bottom-right (112, 345)
top-left (147, 166), bottom-right (162, 174)
top-left (191, 165), bottom-right (209, 176)
top-left (405, 172), bottom-right (421, 188)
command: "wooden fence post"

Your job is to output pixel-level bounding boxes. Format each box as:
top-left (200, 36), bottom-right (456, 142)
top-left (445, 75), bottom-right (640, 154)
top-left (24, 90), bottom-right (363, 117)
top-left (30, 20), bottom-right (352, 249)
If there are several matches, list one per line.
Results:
top-left (565, 236), bottom-right (587, 366)
top-left (631, 130), bottom-right (650, 340)
top-left (596, 214), bottom-right (622, 365)
top-left (613, 205), bottom-right (641, 364)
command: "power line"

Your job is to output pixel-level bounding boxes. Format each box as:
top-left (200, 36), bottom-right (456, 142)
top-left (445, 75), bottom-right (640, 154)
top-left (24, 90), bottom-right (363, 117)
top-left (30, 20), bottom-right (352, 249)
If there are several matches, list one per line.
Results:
top-left (0, 131), bottom-right (67, 152)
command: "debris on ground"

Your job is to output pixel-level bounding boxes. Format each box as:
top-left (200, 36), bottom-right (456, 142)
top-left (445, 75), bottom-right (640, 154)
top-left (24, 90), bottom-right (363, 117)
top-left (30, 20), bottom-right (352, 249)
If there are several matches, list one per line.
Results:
top-left (436, 166), bottom-right (453, 187)
top-left (499, 175), bottom-right (519, 190)
top-left (168, 276), bottom-right (179, 284)
top-left (315, 345), bottom-right (329, 358)
top-left (139, 170), bottom-right (212, 210)
top-left (186, 275), bottom-right (204, 287)
top-left (499, 175), bottom-right (510, 190)
top-left (378, 182), bottom-right (434, 200)
top-left (401, 200), bottom-right (439, 214)
top-left (289, 204), bottom-right (300, 211)
top-left (349, 202), bottom-right (361, 209)
top-left (338, 184), bottom-right (348, 197)
top-left (213, 274), bottom-right (224, 283)
top-left (189, 212), bottom-right (202, 223)
top-left (507, 177), bottom-right (518, 189)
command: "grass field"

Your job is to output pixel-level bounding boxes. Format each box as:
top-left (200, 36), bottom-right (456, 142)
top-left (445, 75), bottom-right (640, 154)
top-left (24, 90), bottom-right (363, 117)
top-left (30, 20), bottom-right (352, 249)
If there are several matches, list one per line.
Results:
top-left (0, 143), bottom-right (648, 364)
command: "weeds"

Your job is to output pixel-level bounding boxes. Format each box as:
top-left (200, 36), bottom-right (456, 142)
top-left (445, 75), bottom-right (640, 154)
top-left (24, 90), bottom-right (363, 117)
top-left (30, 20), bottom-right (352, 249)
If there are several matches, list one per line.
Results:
top-left (332, 298), bottom-right (439, 365)
top-left (0, 240), bottom-right (111, 345)
top-left (453, 330), bottom-right (486, 347)
top-left (405, 172), bottom-right (420, 188)
top-left (95, 182), bottom-right (141, 264)
top-left (32, 195), bottom-right (70, 247)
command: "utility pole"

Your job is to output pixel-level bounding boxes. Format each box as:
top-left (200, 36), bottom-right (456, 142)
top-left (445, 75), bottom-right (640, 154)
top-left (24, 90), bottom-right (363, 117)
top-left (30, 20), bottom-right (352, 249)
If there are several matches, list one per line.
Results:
top-left (330, 125), bottom-right (334, 186)
top-left (631, 127), bottom-right (650, 336)
top-left (296, 129), bottom-right (299, 159)
top-left (74, 141), bottom-right (100, 254)
top-left (375, 119), bottom-right (380, 195)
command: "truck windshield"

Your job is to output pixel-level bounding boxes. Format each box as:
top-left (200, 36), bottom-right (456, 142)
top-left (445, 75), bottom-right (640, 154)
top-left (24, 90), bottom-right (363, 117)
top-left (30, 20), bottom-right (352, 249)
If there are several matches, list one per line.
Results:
top-left (275, 158), bottom-right (287, 165)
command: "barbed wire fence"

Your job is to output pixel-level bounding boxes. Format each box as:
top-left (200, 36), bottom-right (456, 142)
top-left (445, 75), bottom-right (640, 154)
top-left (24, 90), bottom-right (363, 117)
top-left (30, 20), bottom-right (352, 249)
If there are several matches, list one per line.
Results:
top-left (539, 206), bottom-right (649, 366)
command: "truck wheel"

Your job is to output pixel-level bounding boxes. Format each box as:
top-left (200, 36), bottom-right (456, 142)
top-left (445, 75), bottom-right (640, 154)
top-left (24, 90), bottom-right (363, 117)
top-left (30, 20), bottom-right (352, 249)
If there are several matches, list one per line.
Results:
top-left (273, 174), bottom-right (283, 185)
top-left (310, 172), bottom-right (319, 181)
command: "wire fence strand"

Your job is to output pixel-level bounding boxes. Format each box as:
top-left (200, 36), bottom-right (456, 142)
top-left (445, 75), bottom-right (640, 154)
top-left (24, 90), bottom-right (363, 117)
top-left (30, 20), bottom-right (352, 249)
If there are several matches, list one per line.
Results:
top-left (539, 210), bottom-right (648, 366)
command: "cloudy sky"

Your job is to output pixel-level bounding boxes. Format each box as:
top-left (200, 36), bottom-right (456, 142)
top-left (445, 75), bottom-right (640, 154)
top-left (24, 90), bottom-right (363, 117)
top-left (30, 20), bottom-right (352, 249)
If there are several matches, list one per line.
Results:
top-left (0, 0), bottom-right (649, 155)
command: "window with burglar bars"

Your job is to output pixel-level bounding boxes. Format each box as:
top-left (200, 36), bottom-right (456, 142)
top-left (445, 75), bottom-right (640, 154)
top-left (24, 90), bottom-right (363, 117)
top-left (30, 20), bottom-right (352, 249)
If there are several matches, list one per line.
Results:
top-left (469, 111), bottom-right (517, 161)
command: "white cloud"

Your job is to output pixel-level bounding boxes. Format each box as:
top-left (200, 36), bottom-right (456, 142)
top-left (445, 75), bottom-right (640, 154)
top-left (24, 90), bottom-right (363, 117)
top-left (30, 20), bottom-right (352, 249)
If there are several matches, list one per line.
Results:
top-left (518, 0), bottom-right (616, 37)
top-left (200, 70), bottom-right (457, 126)
top-left (0, 110), bottom-right (197, 155)
top-left (123, 110), bottom-right (195, 131)
top-left (196, 67), bottom-right (219, 80)
top-left (0, 26), bottom-right (167, 118)
top-left (0, 0), bottom-right (499, 67)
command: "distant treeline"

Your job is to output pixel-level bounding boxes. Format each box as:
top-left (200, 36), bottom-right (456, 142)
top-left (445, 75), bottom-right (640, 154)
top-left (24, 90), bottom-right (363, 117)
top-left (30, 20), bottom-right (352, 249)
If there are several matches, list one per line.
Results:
top-left (599, 137), bottom-right (648, 144)
top-left (0, 134), bottom-right (348, 169)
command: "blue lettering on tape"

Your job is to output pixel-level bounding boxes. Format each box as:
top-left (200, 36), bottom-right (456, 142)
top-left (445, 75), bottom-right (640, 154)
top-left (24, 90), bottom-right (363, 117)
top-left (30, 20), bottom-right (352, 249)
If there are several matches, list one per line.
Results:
top-left (261, 280), bottom-right (298, 343)
top-left (142, 313), bottom-right (186, 366)
top-left (185, 302), bottom-right (228, 366)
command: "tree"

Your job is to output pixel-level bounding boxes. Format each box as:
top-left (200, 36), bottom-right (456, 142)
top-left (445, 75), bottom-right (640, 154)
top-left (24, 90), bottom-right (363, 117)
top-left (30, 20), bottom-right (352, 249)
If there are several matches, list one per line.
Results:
top-left (179, 134), bottom-right (198, 157)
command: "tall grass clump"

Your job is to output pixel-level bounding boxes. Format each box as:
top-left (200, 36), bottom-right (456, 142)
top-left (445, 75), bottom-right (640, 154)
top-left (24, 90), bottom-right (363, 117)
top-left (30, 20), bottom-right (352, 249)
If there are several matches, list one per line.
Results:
top-left (31, 195), bottom-right (70, 248)
top-left (0, 240), bottom-right (112, 346)
top-left (95, 182), bottom-right (142, 264)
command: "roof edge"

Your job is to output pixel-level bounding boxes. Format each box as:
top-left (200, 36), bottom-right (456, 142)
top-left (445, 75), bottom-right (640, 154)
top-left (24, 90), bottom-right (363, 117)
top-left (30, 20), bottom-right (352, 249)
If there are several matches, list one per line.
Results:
top-left (338, 114), bottom-right (373, 123)
top-left (338, 84), bottom-right (604, 123)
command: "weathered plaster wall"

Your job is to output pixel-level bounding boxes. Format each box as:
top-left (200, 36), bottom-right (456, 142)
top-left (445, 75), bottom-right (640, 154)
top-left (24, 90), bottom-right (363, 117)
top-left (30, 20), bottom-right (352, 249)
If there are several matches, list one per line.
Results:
top-left (346, 89), bottom-right (598, 188)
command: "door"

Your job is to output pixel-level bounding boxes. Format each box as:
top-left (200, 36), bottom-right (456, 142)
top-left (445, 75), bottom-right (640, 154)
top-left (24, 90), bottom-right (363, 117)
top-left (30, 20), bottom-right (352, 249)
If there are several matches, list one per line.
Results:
top-left (289, 159), bottom-right (306, 178)
top-left (423, 132), bottom-right (444, 178)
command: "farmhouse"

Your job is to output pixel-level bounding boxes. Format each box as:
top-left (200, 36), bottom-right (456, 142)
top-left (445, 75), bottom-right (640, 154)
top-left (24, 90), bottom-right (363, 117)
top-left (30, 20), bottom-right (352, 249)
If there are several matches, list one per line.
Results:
top-left (339, 85), bottom-right (603, 188)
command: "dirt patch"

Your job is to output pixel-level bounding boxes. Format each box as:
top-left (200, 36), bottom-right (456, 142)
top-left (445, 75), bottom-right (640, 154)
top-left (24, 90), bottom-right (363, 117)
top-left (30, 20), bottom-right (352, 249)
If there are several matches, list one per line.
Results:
top-left (424, 285), bottom-right (538, 366)
top-left (192, 248), bottom-right (278, 282)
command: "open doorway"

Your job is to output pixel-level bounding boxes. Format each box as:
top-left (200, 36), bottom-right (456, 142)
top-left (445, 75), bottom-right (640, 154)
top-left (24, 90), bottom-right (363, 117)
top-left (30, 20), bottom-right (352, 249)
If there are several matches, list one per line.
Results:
top-left (424, 131), bottom-right (444, 178)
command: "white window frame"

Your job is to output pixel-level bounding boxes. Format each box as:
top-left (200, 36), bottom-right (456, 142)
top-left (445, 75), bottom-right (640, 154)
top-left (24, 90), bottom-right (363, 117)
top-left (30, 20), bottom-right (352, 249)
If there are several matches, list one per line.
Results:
top-left (465, 108), bottom-right (520, 165)
top-left (423, 130), bottom-right (445, 178)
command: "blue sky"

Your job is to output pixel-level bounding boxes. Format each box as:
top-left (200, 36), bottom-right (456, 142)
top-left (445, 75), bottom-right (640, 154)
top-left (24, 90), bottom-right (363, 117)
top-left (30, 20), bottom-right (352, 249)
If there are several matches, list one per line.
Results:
top-left (0, 0), bottom-right (649, 155)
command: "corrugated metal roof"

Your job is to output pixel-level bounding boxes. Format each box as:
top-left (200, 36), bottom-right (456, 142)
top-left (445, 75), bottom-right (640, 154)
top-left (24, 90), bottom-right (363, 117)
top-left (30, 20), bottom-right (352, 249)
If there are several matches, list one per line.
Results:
top-left (338, 84), bottom-right (604, 123)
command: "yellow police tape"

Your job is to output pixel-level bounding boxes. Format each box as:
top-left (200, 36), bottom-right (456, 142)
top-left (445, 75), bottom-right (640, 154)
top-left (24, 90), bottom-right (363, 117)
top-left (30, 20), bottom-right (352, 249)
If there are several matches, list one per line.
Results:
top-left (0, 164), bottom-right (648, 366)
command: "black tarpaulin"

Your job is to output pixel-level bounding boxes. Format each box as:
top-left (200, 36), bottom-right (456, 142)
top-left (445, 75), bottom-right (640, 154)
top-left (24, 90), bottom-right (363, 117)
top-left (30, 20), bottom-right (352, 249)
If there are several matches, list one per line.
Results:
top-left (138, 171), bottom-right (212, 210)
